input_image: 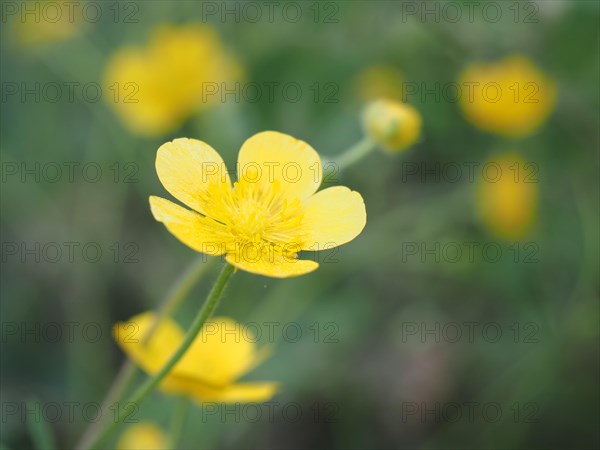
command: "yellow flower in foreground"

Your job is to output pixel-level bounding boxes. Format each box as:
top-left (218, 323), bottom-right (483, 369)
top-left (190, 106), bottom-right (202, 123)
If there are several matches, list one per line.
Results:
top-left (114, 313), bottom-right (277, 403)
top-left (354, 65), bottom-right (404, 102)
top-left (103, 23), bottom-right (241, 136)
top-left (458, 55), bottom-right (557, 138)
top-left (476, 152), bottom-right (538, 240)
top-left (362, 99), bottom-right (422, 152)
top-left (116, 423), bottom-right (167, 450)
top-left (150, 131), bottom-right (367, 278)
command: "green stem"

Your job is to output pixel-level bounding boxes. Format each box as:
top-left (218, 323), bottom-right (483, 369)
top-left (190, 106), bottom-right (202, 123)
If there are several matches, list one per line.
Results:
top-left (168, 396), bottom-right (191, 448)
top-left (82, 263), bottom-right (235, 450)
top-left (146, 256), bottom-right (217, 339)
top-left (331, 137), bottom-right (377, 172)
top-left (75, 256), bottom-right (214, 450)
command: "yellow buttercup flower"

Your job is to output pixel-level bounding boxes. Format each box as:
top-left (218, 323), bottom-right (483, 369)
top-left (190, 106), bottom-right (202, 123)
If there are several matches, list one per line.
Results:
top-left (103, 23), bottom-right (242, 136)
top-left (476, 152), bottom-right (538, 240)
top-left (116, 423), bottom-right (167, 450)
top-left (354, 65), bottom-right (404, 102)
top-left (362, 99), bottom-right (422, 152)
top-left (149, 131), bottom-right (367, 278)
top-left (113, 314), bottom-right (277, 403)
top-left (458, 55), bottom-right (557, 138)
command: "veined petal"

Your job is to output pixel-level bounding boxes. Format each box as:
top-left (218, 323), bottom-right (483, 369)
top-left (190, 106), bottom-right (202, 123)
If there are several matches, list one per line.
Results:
top-left (112, 312), bottom-right (184, 374)
top-left (156, 138), bottom-right (231, 215)
top-left (150, 196), bottom-right (229, 255)
top-left (237, 131), bottom-right (322, 201)
top-left (226, 251), bottom-right (318, 278)
top-left (300, 186), bottom-right (367, 250)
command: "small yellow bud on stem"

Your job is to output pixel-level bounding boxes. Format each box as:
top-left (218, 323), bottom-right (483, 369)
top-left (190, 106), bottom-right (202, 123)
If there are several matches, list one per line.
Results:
top-left (362, 99), bottom-right (422, 152)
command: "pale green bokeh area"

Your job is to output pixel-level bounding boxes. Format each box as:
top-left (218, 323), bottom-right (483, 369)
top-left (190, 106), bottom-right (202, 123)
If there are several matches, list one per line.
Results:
top-left (1, 1), bottom-right (598, 449)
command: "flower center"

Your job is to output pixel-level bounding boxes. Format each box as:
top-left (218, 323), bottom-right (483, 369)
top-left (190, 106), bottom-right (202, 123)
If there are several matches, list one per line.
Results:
top-left (200, 180), bottom-right (306, 252)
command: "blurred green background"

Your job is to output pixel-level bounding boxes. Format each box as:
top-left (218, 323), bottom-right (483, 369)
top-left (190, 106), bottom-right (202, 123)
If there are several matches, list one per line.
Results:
top-left (1, 1), bottom-right (598, 449)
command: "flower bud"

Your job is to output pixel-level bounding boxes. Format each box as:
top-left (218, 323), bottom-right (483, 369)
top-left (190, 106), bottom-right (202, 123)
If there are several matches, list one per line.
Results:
top-left (362, 99), bottom-right (422, 152)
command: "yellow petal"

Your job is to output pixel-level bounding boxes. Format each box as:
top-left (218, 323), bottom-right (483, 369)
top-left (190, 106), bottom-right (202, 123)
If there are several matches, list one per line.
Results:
top-left (173, 317), bottom-right (266, 385)
top-left (226, 252), bottom-right (318, 278)
top-left (156, 138), bottom-right (231, 215)
top-left (237, 131), bottom-right (322, 201)
top-left (113, 312), bottom-right (184, 374)
top-left (200, 382), bottom-right (279, 403)
top-left (301, 186), bottom-right (367, 250)
top-left (149, 196), bottom-right (229, 255)
top-left (167, 377), bottom-right (279, 403)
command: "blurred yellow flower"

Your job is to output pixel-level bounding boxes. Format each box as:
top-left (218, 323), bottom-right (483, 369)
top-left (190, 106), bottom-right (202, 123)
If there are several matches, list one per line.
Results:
top-left (458, 56), bottom-right (557, 138)
top-left (476, 152), bottom-right (538, 240)
top-left (150, 131), bottom-right (367, 278)
top-left (354, 65), bottom-right (404, 102)
top-left (116, 423), bottom-right (167, 450)
top-left (362, 99), bottom-right (422, 152)
top-left (114, 313), bottom-right (277, 403)
top-left (103, 23), bottom-right (242, 136)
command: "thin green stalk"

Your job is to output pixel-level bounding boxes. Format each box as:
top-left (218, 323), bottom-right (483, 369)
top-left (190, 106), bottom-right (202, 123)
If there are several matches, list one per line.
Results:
top-left (75, 256), bottom-right (214, 450)
top-left (168, 396), bottom-right (191, 448)
top-left (82, 263), bottom-right (236, 450)
top-left (148, 256), bottom-right (217, 337)
top-left (331, 137), bottom-right (377, 172)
